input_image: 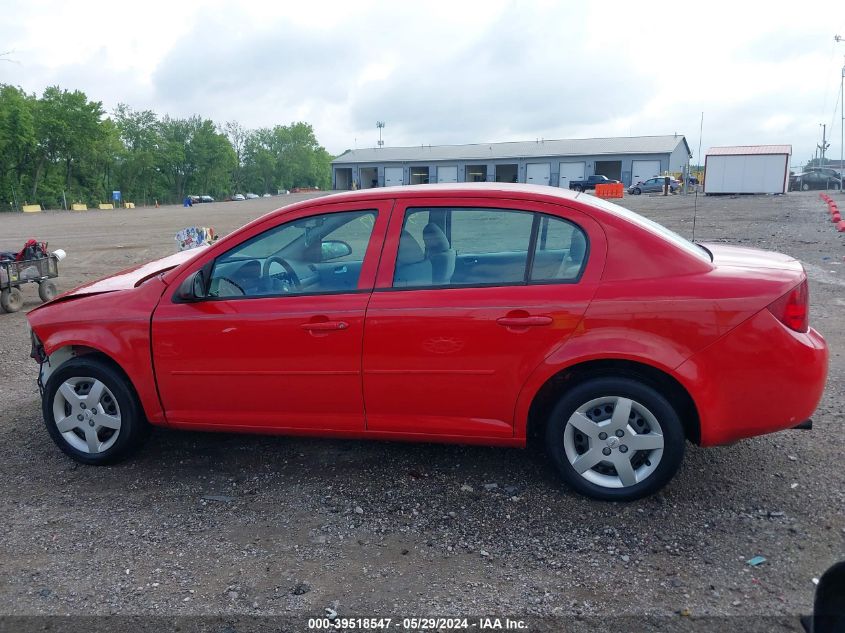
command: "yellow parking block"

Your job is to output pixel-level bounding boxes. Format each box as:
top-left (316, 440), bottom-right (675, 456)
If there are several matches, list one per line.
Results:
top-left (123, 202), bottom-right (135, 209)
top-left (71, 203), bottom-right (87, 211)
top-left (98, 203), bottom-right (114, 210)
top-left (22, 204), bottom-right (42, 213)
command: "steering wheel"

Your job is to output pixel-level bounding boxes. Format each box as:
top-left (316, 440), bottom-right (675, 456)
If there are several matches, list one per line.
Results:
top-left (262, 256), bottom-right (301, 290)
top-left (216, 277), bottom-right (245, 296)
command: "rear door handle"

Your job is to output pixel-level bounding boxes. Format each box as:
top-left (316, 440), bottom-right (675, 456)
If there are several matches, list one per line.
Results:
top-left (301, 321), bottom-right (348, 332)
top-left (496, 316), bottom-right (552, 327)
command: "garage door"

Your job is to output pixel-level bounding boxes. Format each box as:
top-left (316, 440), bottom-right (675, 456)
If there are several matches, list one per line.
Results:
top-left (631, 160), bottom-right (661, 186)
top-left (526, 163), bottom-right (550, 186)
top-left (384, 167), bottom-right (404, 187)
top-left (437, 166), bottom-right (458, 183)
top-left (558, 162), bottom-right (586, 189)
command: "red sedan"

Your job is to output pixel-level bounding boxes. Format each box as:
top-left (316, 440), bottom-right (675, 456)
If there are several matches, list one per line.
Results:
top-left (26, 184), bottom-right (828, 501)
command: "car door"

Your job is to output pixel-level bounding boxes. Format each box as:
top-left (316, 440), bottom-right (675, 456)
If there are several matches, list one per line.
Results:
top-left (151, 200), bottom-right (391, 431)
top-left (362, 196), bottom-right (606, 439)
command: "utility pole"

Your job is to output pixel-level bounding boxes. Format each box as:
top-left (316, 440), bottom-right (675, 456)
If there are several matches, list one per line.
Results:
top-left (818, 123), bottom-right (829, 166)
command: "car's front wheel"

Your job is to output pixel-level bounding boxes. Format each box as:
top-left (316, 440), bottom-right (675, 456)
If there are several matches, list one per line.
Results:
top-left (546, 377), bottom-right (685, 501)
top-left (42, 356), bottom-right (150, 465)
top-left (632, 187), bottom-right (642, 195)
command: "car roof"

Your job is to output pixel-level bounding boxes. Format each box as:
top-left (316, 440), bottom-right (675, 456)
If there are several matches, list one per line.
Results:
top-left (306, 182), bottom-right (588, 205)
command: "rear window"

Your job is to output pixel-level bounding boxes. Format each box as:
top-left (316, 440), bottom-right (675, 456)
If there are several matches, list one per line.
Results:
top-left (585, 195), bottom-right (712, 262)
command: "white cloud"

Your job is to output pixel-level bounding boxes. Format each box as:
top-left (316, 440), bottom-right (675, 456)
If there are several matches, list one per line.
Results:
top-left (1, 0), bottom-right (844, 164)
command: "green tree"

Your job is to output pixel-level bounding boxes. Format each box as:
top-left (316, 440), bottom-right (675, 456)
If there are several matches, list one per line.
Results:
top-left (188, 118), bottom-right (236, 197)
top-left (0, 85), bottom-right (37, 210)
top-left (30, 86), bottom-right (104, 207)
top-left (0, 83), bottom-right (333, 210)
top-left (222, 120), bottom-right (248, 192)
top-left (243, 128), bottom-right (277, 194)
top-left (113, 103), bottom-right (160, 204)
top-left (156, 115), bottom-right (196, 201)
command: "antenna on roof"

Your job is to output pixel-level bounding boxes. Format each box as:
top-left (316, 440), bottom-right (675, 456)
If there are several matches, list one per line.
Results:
top-left (692, 112), bottom-right (704, 242)
top-left (376, 121), bottom-right (385, 147)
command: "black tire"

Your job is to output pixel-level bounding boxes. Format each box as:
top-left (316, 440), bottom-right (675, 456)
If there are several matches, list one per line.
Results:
top-left (38, 280), bottom-right (58, 303)
top-left (633, 187), bottom-right (642, 195)
top-left (42, 356), bottom-right (150, 465)
top-left (573, 185), bottom-right (583, 192)
top-left (0, 287), bottom-right (23, 312)
top-left (545, 377), bottom-right (685, 501)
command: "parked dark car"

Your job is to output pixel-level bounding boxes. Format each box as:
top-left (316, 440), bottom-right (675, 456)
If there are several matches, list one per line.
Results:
top-left (629, 177), bottom-right (679, 195)
top-left (789, 172), bottom-right (842, 191)
top-left (807, 168), bottom-right (842, 180)
top-left (569, 175), bottom-right (621, 192)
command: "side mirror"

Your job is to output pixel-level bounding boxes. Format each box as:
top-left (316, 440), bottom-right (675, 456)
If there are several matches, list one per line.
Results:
top-left (176, 270), bottom-right (206, 302)
top-left (321, 240), bottom-right (352, 262)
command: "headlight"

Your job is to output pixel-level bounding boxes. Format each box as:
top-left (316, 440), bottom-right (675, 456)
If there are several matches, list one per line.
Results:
top-left (29, 328), bottom-right (46, 364)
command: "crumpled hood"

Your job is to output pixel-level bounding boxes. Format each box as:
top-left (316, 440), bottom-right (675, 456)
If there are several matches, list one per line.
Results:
top-left (56, 247), bottom-right (208, 300)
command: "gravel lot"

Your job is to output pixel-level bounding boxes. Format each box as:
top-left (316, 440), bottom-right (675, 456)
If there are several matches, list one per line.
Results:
top-left (0, 190), bottom-right (842, 626)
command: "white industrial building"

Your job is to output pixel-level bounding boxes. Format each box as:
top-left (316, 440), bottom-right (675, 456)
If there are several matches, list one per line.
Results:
top-left (703, 145), bottom-right (792, 195)
top-left (332, 135), bottom-right (691, 190)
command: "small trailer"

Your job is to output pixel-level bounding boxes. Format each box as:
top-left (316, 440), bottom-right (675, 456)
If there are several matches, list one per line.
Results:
top-left (0, 254), bottom-right (60, 313)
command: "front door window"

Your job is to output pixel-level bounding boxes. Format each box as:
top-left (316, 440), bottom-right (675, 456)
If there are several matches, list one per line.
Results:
top-left (209, 210), bottom-right (377, 298)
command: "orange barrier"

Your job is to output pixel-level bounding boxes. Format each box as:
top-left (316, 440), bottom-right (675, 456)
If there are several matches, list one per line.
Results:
top-left (838, 220), bottom-right (845, 232)
top-left (595, 183), bottom-right (624, 199)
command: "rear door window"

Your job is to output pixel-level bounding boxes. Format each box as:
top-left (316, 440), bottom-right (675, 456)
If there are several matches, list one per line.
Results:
top-left (392, 207), bottom-right (588, 288)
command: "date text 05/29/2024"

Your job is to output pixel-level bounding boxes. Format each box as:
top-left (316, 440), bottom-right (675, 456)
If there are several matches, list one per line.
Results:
top-left (306, 617), bottom-right (528, 630)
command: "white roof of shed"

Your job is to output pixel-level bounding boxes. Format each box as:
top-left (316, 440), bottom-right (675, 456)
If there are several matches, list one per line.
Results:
top-left (706, 145), bottom-right (792, 156)
top-left (333, 135), bottom-right (690, 164)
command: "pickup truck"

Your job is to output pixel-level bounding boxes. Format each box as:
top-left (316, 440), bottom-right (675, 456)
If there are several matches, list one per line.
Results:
top-left (569, 175), bottom-right (621, 192)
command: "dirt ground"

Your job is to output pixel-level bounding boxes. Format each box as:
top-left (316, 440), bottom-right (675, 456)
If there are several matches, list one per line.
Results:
top-left (0, 190), bottom-right (842, 627)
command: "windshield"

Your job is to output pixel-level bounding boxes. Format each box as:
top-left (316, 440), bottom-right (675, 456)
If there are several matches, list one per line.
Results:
top-left (582, 194), bottom-right (712, 262)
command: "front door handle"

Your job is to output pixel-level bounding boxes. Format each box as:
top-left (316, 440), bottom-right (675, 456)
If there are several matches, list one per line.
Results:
top-left (496, 315), bottom-right (552, 327)
top-left (301, 321), bottom-right (349, 332)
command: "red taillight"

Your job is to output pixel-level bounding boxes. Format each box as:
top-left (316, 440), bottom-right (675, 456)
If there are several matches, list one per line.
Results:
top-left (768, 279), bottom-right (809, 333)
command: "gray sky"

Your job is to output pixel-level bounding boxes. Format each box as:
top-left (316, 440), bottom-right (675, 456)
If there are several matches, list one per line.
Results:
top-left (2, 0), bottom-right (845, 166)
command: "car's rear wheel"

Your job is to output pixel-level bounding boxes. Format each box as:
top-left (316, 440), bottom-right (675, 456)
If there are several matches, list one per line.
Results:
top-left (802, 183), bottom-right (810, 191)
top-left (42, 356), bottom-right (149, 465)
top-left (546, 377), bottom-right (685, 501)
